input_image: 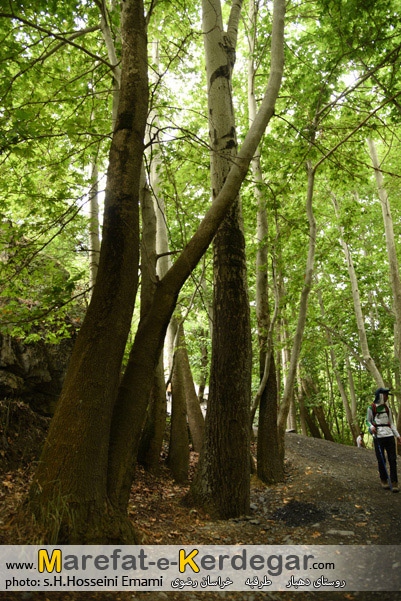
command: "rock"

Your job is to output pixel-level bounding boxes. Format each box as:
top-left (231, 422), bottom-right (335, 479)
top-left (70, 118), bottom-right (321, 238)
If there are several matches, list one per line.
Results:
top-left (326, 530), bottom-right (355, 536)
top-left (0, 328), bottom-right (75, 415)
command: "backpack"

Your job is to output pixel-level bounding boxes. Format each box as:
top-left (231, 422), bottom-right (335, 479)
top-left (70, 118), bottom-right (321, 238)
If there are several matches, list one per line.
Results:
top-left (370, 402), bottom-right (391, 428)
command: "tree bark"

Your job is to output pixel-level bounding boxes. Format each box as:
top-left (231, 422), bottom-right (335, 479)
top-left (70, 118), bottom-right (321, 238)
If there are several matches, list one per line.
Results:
top-left (137, 42), bottom-right (169, 472)
top-left (189, 0), bottom-right (285, 518)
top-left (345, 354), bottom-right (360, 437)
top-left (29, 0), bottom-right (148, 543)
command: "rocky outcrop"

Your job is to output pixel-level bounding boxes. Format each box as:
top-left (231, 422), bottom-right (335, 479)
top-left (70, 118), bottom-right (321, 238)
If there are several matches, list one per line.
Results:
top-left (0, 331), bottom-right (75, 415)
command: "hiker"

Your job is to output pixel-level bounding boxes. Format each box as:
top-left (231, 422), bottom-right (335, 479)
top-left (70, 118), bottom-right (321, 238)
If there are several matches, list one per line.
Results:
top-left (366, 387), bottom-right (401, 492)
top-left (356, 432), bottom-right (364, 448)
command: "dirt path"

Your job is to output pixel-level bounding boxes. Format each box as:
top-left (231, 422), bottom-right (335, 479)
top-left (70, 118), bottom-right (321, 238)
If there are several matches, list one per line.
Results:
top-left (2, 418), bottom-right (401, 601)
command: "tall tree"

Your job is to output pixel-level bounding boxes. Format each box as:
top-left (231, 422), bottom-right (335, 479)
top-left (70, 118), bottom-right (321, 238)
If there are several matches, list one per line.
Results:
top-left (29, 0), bottom-right (149, 542)
top-left (190, 0), bottom-right (284, 518)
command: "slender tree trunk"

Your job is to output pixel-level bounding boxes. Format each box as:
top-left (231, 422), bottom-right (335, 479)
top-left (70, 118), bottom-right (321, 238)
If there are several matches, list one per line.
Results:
top-left (136, 170), bottom-right (166, 472)
top-left (345, 354), bottom-right (360, 437)
top-left (332, 194), bottom-right (384, 388)
top-left (137, 42), bottom-right (169, 472)
top-left (277, 162), bottom-right (317, 463)
top-left (179, 326), bottom-right (205, 452)
top-left (246, 0), bottom-right (282, 483)
top-left (368, 139), bottom-right (401, 371)
top-left (29, 0), bottom-right (148, 543)
top-left (313, 405), bottom-right (334, 441)
top-left (167, 323), bottom-right (190, 483)
top-left (197, 328), bottom-right (208, 405)
top-left (318, 287), bottom-right (357, 444)
top-left (296, 367), bottom-right (308, 436)
top-left (302, 377), bottom-right (333, 440)
top-left (89, 159), bottom-right (100, 292)
top-left (137, 359), bottom-right (166, 473)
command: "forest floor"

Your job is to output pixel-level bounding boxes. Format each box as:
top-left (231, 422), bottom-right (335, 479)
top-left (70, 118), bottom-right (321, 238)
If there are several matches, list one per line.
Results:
top-left (0, 400), bottom-right (400, 601)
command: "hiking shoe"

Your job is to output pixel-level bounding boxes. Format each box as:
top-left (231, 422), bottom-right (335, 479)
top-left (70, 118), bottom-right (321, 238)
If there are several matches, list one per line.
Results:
top-left (391, 482), bottom-right (399, 493)
top-left (381, 480), bottom-right (390, 489)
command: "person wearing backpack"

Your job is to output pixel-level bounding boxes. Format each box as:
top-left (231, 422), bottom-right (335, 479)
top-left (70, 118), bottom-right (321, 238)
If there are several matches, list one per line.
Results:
top-left (366, 387), bottom-right (401, 492)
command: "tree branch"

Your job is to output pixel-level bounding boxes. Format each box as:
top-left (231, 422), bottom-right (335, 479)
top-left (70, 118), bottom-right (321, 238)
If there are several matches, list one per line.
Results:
top-left (226, 0), bottom-right (243, 49)
top-left (0, 12), bottom-right (113, 70)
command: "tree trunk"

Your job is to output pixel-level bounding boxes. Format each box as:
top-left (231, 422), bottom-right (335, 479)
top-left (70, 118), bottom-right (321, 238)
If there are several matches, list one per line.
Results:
top-left (246, 0), bottom-right (282, 483)
top-left (345, 354), bottom-right (360, 437)
top-left (180, 326), bottom-right (205, 453)
top-left (136, 172), bottom-right (165, 473)
top-left (137, 358), bottom-right (166, 473)
top-left (137, 41), bottom-right (170, 471)
top-left (368, 138), bottom-right (401, 373)
top-left (190, 0), bottom-right (253, 518)
top-left (197, 328), bottom-right (208, 405)
top-left (107, 0), bottom-right (285, 505)
top-left (29, 0), bottom-right (148, 543)
top-left (296, 367), bottom-right (309, 436)
top-left (302, 375), bottom-right (334, 442)
top-left (257, 354), bottom-right (283, 482)
top-left (318, 287), bottom-right (357, 444)
top-left (332, 194), bottom-right (384, 388)
top-left (167, 323), bottom-right (190, 483)
top-left (89, 158), bottom-right (100, 292)
top-left (277, 162), bottom-right (317, 462)
top-left (304, 407), bottom-right (322, 439)
top-left (313, 405), bottom-right (334, 441)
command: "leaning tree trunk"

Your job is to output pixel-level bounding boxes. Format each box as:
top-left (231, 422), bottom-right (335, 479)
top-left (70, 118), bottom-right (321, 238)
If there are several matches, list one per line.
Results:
top-left (29, 0), bottom-right (148, 543)
top-left (137, 359), bottom-right (167, 472)
top-left (345, 354), bottom-right (360, 439)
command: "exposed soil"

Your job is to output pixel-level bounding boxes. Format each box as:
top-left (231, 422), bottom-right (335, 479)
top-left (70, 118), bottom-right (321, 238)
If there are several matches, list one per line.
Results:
top-left (1, 402), bottom-right (400, 601)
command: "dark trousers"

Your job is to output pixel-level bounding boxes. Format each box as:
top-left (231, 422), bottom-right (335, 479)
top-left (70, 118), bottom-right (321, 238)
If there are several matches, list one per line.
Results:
top-left (374, 436), bottom-right (398, 483)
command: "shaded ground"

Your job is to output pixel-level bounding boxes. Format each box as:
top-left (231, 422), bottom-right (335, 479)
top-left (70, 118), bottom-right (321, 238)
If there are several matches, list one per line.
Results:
top-left (0, 402), bottom-right (400, 601)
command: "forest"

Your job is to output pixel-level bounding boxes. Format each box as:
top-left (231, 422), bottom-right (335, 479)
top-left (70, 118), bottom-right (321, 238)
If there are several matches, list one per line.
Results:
top-left (1, 0), bottom-right (401, 547)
